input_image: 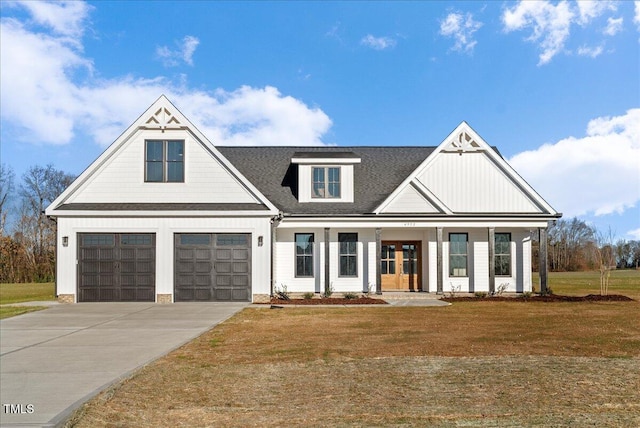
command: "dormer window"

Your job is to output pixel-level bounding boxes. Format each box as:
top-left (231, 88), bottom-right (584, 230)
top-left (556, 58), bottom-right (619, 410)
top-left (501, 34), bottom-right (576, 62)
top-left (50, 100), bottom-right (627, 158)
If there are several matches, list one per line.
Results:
top-left (291, 151), bottom-right (361, 203)
top-left (312, 167), bottom-right (341, 198)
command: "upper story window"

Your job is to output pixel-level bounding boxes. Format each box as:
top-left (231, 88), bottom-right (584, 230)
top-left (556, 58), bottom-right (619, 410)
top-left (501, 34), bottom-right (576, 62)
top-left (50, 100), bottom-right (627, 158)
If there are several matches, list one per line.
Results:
top-left (145, 140), bottom-right (184, 182)
top-left (291, 152), bottom-right (360, 203)
top-left (312, 167), bottom-right (341, 199)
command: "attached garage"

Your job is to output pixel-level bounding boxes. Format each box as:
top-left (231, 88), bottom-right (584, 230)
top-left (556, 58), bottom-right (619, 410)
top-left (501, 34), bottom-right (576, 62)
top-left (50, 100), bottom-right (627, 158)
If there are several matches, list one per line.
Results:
top-left (77, 233), bottom-right (156, 302)
top-left (175, 233), bottom-right (252, 302)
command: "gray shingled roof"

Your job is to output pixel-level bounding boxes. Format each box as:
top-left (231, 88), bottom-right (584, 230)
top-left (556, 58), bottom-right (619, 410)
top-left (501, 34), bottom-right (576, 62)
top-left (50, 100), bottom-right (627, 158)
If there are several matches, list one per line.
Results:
top-left (218, 146), bottom-right (436, 215)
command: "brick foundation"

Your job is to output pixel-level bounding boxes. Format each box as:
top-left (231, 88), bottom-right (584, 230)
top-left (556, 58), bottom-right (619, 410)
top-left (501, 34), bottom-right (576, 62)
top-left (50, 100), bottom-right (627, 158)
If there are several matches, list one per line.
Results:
top-left (156, 294), bottom-right (172, 304)
top-left (57, 294), bottom-right (75, 304)
top-left (252, 294), bottom-right (270, 303)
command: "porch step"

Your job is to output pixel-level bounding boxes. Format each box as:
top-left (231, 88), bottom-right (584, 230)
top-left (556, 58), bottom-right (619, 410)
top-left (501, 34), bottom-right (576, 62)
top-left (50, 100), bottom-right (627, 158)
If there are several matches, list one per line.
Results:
top-left (376, 292), bottom-right (443, 300)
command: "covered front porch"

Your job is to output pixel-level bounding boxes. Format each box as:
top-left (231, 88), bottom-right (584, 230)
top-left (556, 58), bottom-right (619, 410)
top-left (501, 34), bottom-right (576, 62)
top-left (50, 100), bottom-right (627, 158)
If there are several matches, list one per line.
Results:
top-left (273, 219), bottom-right (552, 297)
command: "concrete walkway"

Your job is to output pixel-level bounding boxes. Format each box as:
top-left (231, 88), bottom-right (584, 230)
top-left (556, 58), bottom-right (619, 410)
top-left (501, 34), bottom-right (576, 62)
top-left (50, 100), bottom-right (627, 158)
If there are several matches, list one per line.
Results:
top-left (0, 302), bottom-right (247, 427)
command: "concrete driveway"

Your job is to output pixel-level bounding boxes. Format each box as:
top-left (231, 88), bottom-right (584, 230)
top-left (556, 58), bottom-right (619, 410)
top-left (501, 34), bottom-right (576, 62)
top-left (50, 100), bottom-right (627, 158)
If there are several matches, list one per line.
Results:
top-left (0, 302), bottom-right (247, 427)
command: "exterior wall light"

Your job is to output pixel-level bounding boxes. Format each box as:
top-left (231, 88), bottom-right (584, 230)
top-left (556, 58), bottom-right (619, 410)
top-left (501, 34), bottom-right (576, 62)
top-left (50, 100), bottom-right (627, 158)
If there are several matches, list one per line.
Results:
top-left (62, 236), bottom-right (69, 247)
top-left (258, 236), bottom-right (263, 247)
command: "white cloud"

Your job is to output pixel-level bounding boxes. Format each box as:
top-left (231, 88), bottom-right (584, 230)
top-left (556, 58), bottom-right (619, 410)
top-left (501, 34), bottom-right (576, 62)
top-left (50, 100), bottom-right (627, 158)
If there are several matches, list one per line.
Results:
top-left (8, 0), bottom-right (92, 40)
top-left (635, 1), bottom-right (640, 29)
top-left (604, 17), bottom-right (623, 36)
top-left (577, 44), bottom-right (603, 58)
top-left (360, 34), bottom-right (396, 50)
top-left (628, 227), bottom-right (640, 239)
top-left (156, 35), bottom-right (200, 67)
top-left (439, 12), bottom-right (483, 53)
top-left (509, 109), bottom-right (640, 218)
top-left (501, 0), bottom-right (626, 65)
top-left (0, 2), bottom-right (332, 148)
top-left (502, 1), bottom-right (574, 65)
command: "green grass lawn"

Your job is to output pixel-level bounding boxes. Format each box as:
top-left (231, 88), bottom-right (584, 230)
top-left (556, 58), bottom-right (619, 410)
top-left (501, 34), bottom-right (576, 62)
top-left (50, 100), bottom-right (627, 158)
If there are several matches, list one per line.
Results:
top-left (533, 269), bottom-right (640, 299)
top-left (0, 305), bottom-right (49, 319)
top-left (0, 282), bottom-right (55, 305)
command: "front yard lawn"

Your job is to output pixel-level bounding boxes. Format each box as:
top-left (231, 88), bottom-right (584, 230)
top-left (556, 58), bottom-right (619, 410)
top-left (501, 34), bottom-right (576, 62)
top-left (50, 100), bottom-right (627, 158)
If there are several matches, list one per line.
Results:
top-left (0, 282), bottom-right (55, 305)
top-left (0, 305), bottom-right (49, 319)
top-left (68, 300), bottom-right (640, 427)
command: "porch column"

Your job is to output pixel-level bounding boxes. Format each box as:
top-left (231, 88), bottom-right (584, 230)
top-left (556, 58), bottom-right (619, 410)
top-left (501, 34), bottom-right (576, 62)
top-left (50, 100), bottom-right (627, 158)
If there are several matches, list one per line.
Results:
top-left (539, 227), bottom-right (548, 294)
top-left (375, 228), bottom-right (382, 295)
top-left (488, 227), bottom-right (495, 294)
top-left (436, 227), bottom-right (443, 294)
top-left (324, 227), bottom-right (330, 294)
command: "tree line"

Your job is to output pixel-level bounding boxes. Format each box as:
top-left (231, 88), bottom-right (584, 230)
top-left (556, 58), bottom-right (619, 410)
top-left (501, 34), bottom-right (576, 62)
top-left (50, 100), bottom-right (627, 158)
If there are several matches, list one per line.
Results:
top-left (1, 163), bottom-right (639, 283)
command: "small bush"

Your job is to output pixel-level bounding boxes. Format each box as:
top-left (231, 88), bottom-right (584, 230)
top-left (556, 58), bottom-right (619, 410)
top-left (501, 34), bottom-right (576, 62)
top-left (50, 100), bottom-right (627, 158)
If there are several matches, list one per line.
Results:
top-left (323, 282), bottom-right (334, 298)
top-left (521, 291), bottom-right (533, 299)
top-left (275, 284), bottom-right (290, 300)
top-left (474, 291), bottom-right (488, 298)
top-left (303, 292), bottom-right (314, 300)
top-left (343, 292), bottom-right (358, 300)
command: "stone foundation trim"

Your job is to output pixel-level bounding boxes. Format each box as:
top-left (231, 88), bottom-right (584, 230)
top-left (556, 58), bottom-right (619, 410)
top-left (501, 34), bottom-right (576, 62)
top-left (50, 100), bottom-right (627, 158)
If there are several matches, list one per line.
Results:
top-left (57, 294), bottom-right (75, 304)
top-left (156, 294), bottom-right (172, 304)
top-left (252, 294), bottom-right (270, 303)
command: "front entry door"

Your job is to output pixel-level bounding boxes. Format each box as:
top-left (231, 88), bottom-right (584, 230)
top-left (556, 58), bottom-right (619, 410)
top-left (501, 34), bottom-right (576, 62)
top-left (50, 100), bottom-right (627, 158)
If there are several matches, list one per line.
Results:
top-left (381, 241), bottom-right (421, 291)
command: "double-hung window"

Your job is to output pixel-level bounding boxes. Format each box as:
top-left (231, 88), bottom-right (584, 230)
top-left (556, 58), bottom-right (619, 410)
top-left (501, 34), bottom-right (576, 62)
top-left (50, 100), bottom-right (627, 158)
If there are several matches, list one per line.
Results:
top-left (312, 167), bottom-right (340, 198)
top-left (145, 140), bottom-right (184, 182)
top-left (494, 233), bottom-right (511, 276)
top-left (449, 233), bottom-right (468, 277)
top-left (339, 233), bottom-right (358, 277)
top-left (295, 233), bottom-right (314, 277)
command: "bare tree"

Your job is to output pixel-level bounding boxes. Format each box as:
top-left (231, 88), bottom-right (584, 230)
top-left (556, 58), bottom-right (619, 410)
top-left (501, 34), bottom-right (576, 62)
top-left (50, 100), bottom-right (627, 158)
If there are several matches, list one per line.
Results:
top-left (591, 228), bottom-right (616, 296)
top-left (16, 165), bottom-right (75, 281)
top-left (0, 164), bottom-right (15, 236)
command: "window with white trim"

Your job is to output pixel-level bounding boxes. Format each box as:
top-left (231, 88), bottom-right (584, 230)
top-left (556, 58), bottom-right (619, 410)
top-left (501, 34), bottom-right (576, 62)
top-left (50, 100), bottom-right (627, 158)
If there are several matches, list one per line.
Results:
top-left (494, 233), bottom-right (511, 276)
top-left (339, 233), bottom-right (357, 277)
top-left (312, 167), bottom-right (340, 198)
top-left (295, 233), bottom-right (314, 277)
top-left (145, 140), bottom-right (184, 182)
top-left (449, 233), bottom-right (468, 277)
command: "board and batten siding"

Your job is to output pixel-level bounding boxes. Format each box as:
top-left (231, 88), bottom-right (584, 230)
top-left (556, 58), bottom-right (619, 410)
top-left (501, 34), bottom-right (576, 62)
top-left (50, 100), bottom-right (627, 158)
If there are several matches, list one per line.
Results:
top-left (384, 184), bottom-right (440, 214)
top-left (274, 228), bottom-right (376, 293)
top-left (55, 216), bottom-right (271, 302)
top-left (68, 129), bottom-right (259, 204)
top-left (418, 152), bottom-right (542, 213)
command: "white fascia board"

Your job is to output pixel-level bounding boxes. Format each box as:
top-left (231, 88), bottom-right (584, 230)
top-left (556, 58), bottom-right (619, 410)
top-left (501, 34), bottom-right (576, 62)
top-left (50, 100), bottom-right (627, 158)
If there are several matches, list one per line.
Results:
top-left (291, 158), bottom-right (361, 164)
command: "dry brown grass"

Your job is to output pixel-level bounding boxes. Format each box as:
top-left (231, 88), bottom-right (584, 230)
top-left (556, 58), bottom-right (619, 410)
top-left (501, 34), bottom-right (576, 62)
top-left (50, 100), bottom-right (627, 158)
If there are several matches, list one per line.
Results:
top-left (69, 301), bottom-right (640, 427)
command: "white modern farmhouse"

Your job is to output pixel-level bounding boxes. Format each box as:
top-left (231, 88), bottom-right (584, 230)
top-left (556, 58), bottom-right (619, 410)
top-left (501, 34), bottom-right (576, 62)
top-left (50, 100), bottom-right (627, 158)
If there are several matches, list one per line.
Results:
top-left (46, 96), bottom-right (561, 303)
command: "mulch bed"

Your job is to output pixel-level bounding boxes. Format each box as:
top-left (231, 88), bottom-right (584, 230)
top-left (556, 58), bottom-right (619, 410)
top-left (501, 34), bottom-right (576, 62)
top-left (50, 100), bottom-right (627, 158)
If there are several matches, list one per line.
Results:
top-left (442, 294), bottom-right (635, 303)
top-left (268, 297), bottom-right (387, 305)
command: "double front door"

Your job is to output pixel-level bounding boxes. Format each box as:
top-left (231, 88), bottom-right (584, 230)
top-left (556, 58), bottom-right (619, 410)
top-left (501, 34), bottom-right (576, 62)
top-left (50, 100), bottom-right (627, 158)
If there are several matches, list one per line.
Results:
top-left (381, 241), bottom-right (421, 291)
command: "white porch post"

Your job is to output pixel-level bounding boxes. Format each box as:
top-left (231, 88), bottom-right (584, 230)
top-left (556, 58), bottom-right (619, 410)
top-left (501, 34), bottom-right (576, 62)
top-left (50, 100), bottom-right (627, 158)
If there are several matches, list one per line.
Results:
top-left (436, 227), bottom-right (443, 294)
top-left (324, 227), bottom-right (330, 294)
top-left (375, 228), bottom-right (382, 294)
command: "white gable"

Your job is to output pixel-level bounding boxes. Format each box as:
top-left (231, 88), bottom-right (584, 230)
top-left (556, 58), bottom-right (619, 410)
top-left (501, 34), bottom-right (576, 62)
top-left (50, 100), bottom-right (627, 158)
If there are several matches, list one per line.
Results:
top-left (47, 95), bottom-right (277, 214)
top-left (384, 183), bottom-right (441, 214)
top-left (376, 122), bottom-right (557, 216)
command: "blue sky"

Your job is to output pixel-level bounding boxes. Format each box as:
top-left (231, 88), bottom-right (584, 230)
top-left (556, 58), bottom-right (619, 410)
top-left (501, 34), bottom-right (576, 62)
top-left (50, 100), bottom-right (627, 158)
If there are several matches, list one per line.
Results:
top-left (1, 1), bottom-right (639, 238)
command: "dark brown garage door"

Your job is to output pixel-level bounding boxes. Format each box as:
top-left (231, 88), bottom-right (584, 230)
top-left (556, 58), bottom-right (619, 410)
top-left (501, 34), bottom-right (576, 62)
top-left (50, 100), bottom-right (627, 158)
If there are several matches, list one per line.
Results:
top-left (175, 233), bottom-right (251, 302)
top-left (78, 233), bottom-right (155, 302)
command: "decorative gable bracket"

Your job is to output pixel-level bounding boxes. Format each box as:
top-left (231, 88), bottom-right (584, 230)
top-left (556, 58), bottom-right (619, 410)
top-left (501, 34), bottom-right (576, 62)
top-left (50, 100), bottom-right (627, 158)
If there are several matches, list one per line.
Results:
top-left (443, 130), bottom-right (483, 153)
top-left (144, 107), bottom-right (183, 132)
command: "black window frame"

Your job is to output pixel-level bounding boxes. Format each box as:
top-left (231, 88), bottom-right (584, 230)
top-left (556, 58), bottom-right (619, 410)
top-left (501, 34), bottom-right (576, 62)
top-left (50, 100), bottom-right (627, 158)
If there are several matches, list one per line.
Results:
top-left (449, 233), bottom-right (468, 277)
top-left (494, 232), bottom-right (512, 277)
top-left (295, 233), bottom-right (314, 278)
top-left (145, 139), bottom-right (184, 183)
top-left (338, 233), bottom-right (358, 277)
